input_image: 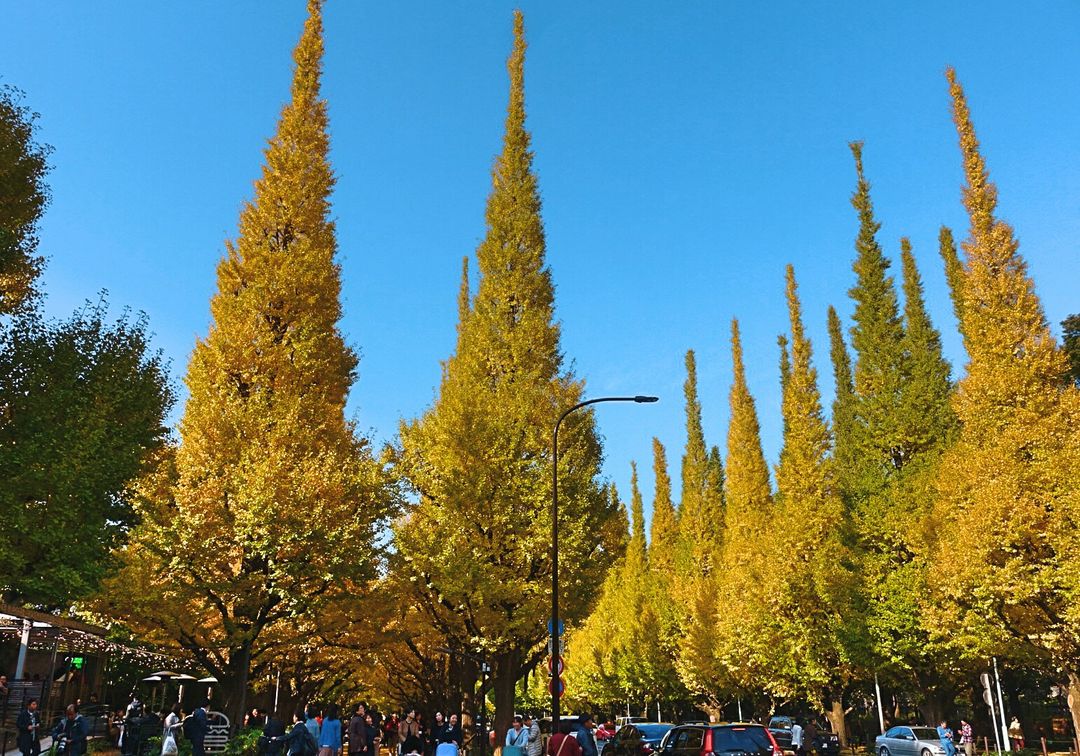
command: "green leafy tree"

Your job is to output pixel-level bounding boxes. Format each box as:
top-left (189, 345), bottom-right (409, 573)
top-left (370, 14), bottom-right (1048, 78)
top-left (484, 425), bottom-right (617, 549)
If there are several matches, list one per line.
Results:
top-left (930, 68), bottom-right (1080, 738)
top-left (769, 266), bottom-right (861, 743)
top-left (0, 85), bottom-right (50, 314)
top-left (97, 1), bottom-right (395, 722)
top-left (394, 12), bottom-right (620, 734)
top-left (938, 226), bottom-right (966, 344)
top-left (826, 305), bottom-right (856, 504)
top-left (0, 299), bottom-right (172, 607)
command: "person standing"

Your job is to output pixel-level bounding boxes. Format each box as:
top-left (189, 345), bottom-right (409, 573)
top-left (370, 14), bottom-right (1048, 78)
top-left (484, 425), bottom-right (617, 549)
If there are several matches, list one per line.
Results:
top-left (350, 705), bottom-right (371, 756)
top-left (16, 698), bottom-right (41, 756)
top-left (53, 705), bottom-right (90, 756)
top-left (320, 705), bottom-right (343, 756)
top-left (1008, 718), bottom-right (1024, 751)
top-left (575, 716), bottom-right (598, 756)
top-left (547, 723), bottom-right (583, 756)
top-left (803, 721), bottom-right (818, 756)
top-left (506, 716), bottom-right (529, 753)
top-left (383, 714), bottom-right (399, 756)
top-left (429, 714), bottom-right (446, 756)
top-left (399, 710), bottom-right (422, 756)
top-left (306, 707), bottom-right (323, 744)
top-left (444, 715), bottom-right (463, 750)
top-left (936, 721), bottom-right (956, 756)
top-left (959, 720), bottom-right (973, 756)
top-left (791, 720), bottom-right (804, 756)
top-left (265, 712), bottom-right (288, 756)
top-left (523, 714), bottom-right (541, 756)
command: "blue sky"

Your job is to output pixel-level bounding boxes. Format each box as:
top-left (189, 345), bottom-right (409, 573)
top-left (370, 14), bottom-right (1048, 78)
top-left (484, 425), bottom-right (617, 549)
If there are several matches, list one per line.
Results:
top-left (4, 1), bottom-right (1079, 525)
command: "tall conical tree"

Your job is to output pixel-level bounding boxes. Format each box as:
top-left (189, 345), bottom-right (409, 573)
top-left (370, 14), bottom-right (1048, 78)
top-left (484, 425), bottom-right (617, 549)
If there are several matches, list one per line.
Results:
top-left (899, 238), bottom-right (955, 453)
top-left (712, 318), bottom-right (773, 693)
top-left (931, 69), bottom-right (1080, 737)
top-left (100, 0), bottom-right (394, 721)
top-left (649, 437), bottom-right (678, 581)
top-left (938, 225), bottom-right (966, 341)
top-left (677, 350), bottom-right (725, 583)
top-left (770, 266), bottom-right (860, 743)
top-left (395, 12), bottom-right (618, 735)
top-left (847, 141), bottom-right (908, 476)
top-left (827, 305), bottom-right (857, 504)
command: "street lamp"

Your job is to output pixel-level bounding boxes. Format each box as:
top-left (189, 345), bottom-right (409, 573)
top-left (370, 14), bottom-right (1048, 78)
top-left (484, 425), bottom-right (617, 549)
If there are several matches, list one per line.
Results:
top-left (550, 395), bottom-right (658, 723)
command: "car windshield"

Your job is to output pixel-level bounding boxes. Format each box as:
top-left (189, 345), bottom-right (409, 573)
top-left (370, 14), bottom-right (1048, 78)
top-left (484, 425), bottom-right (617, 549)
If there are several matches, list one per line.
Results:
top-left (769, 719), bottom-right (792, 730)
top-left (911, 729), bottom-right (941, 741)
top-left (638, 726), bottom-right (671, 740)
top-left (712, 727), bottom-right (772, 753)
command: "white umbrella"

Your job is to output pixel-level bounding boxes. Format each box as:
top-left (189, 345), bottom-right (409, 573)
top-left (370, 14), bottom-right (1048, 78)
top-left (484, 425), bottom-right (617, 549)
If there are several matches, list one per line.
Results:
top-left (142, 675), bottom-right (163, 682)
top-left (197, 676), bottom-right (218, 683)
top-left (150, 670), bottom-right (180, 678)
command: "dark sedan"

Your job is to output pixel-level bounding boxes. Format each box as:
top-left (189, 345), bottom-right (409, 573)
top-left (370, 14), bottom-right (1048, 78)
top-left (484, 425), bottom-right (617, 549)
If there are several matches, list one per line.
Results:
top-left (607, 723), bottom-right (675, 756)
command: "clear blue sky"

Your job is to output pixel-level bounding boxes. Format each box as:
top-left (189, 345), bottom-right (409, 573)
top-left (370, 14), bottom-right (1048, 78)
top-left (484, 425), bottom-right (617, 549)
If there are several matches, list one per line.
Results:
top-left (4, 1), bottom-right (1079, 525)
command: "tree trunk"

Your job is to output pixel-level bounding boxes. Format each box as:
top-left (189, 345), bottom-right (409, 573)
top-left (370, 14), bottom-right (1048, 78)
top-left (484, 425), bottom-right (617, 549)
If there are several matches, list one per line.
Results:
top-left (220, 644), bottom-right (252, 729)
top-left (492, 649), bottom-right (522, 745)
top-left (459, 659), bottom-right (479, 752)
top-left (824, 699), bottom-right (849, 749)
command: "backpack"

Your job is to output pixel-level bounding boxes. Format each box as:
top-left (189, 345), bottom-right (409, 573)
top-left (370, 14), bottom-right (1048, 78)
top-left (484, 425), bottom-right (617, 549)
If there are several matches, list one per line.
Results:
top-left (303, 729), bottom-right (318, 756)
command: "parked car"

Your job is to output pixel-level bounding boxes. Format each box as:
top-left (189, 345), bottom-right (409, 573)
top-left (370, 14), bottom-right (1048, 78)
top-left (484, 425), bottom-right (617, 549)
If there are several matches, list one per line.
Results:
top-left (767, 717), bottom-right (794, 751)
top-left (813, 729), bottom-right (840, 756)
top-left (658, 723), bottom-right (783, 756)
top-left (876, 726), bottom-right (950, 756)
top-left (607, 723), bottom-right (674, 756)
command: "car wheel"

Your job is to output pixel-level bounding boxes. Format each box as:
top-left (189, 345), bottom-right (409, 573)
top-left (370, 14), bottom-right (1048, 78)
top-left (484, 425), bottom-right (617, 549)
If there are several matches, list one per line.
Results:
top-left (879, 748), bottom-right (890, 756)
top-left (921, 750), bottom-right (933, 756)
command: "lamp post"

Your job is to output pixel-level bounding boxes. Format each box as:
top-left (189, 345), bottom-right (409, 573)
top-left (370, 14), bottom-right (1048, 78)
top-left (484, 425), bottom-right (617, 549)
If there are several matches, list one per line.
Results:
top-left (550, 395), bottom-right (658, 723)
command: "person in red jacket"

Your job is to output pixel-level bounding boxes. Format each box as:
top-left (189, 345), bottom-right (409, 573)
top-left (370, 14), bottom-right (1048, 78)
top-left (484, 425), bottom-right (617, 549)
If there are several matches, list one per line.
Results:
top-left (547, 723), bottom-right (583, 756)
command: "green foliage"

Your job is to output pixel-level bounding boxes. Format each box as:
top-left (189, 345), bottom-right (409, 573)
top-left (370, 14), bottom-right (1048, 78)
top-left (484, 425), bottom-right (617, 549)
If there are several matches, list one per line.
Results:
top-left (0, 297), bottom-right (173, 607)
top-left (394, 10), bottom-right (618, 731)
top-left (0, 84), bottom-right (50, 314)
top-left (1062, 314), bottom-right (1080, 387)
top-left (224, 729), bottom-right (264, 756)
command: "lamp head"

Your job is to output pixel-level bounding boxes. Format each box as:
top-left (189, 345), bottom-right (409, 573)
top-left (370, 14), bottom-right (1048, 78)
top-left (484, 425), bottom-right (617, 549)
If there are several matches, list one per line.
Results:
top-left (633, 395), bottom-right (659, 403)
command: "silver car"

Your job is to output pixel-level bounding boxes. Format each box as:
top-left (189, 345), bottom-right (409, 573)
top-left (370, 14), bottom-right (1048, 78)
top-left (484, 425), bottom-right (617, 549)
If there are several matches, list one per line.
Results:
top-left (876, 726), bottom-right (949, 756)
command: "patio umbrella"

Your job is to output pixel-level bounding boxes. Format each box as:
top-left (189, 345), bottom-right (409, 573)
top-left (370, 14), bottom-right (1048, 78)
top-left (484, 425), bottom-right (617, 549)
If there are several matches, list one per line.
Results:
top-left (173, 674), bottom-right (197, 703)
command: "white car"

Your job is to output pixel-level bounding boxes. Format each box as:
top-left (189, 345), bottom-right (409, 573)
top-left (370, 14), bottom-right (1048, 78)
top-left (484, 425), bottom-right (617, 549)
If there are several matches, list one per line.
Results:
top-left (876, 726), bottom-right (950, 756)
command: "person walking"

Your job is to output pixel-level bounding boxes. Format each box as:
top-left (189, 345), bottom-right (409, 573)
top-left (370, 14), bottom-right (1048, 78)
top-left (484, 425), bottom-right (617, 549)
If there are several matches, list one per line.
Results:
top-left (16, 698), bottom-right (42, 756)
top-left (959, 720), bottom-right (974, 756)
top-left (320, 705), bottom-right (343, 756)
top-left (277, 711), bottom-right (315, 756)
top-left (306, 707), bottom-right (323, 743)
top-left (936, 721), bottom-right (956, 756)
top-left (791, 720), bottom-right (804, 756)
top-left (186, 701), bottom-right (209, 756)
